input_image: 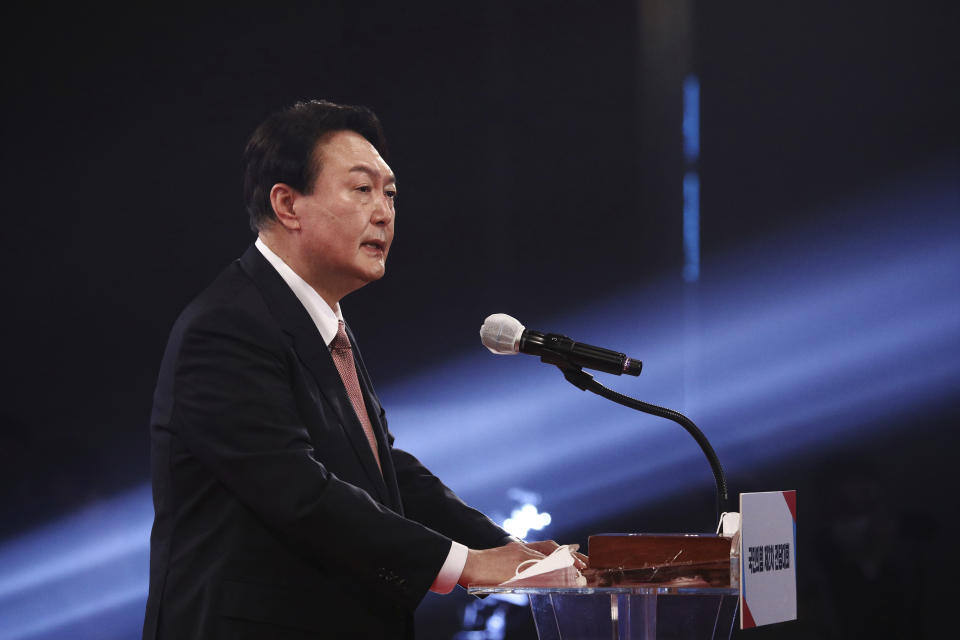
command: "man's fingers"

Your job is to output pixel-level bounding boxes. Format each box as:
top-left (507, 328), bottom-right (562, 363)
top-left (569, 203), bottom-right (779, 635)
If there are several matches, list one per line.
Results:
top-left (523, 539), bottom-right (560, 555)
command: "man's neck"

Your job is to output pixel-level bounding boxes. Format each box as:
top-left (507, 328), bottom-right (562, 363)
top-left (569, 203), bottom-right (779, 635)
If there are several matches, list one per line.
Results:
top-left (257, 233), bottom-right (341, 312)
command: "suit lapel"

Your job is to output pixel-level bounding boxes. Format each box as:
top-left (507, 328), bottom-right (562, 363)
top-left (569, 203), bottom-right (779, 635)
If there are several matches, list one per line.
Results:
top-left (348, 324), bottom-right (404, 514)
top-left (238, 246), bottom-right (391, 505)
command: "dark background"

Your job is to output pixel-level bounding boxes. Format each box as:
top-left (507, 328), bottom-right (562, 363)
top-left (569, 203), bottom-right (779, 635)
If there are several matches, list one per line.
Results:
top-left (1, 1), bottom-right (957, 638)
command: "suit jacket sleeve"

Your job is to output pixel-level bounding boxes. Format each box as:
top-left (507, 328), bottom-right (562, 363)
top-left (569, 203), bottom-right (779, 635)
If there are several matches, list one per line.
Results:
top-left (390, 445), bottom-right (514, 550)
top-left (166, 301), bottom-right (451, 609)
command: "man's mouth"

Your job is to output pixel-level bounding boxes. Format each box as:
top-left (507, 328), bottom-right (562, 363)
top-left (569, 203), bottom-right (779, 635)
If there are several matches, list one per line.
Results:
top-left (361, 240), bottom-right (386, 253)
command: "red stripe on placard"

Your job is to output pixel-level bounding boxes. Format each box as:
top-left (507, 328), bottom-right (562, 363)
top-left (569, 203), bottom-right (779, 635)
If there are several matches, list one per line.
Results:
top-left (742, 599), bottom-right (757, 629)
top-left (782, 490), bottom-right (798, 522)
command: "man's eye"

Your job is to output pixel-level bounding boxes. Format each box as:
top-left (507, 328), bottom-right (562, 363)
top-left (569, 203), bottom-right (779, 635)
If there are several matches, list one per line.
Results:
top-left (385, 190), bottom-right (397, 200)
top-left (356, 185), bottom-right (372, 193)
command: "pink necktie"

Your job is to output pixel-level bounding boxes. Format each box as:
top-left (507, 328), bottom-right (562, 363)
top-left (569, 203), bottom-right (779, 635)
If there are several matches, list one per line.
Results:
top-left (329, 321), bottom-right (382, 472)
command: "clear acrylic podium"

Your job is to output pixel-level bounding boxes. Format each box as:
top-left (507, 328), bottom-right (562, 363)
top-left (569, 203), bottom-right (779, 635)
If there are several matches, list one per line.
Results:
top-left (468, 585), bottom-right (739, 640)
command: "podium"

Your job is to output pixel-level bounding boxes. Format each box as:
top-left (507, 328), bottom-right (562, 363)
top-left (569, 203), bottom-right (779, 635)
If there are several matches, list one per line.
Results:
top-left (470, 533), bottom-right (740, 640)
top-left (469, 585), bottom-right (738, 640)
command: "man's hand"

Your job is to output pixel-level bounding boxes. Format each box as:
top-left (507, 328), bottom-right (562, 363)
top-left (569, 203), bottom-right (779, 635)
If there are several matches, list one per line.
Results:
top-left (458, 542), bottom-right (546, 587)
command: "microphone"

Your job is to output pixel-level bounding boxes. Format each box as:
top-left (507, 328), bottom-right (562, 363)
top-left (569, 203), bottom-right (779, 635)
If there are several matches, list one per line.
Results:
top-left (480, 313), bottom-right (642, 376)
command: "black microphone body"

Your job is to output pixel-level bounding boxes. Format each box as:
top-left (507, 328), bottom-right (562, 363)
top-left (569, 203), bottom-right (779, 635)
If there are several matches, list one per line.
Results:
top-left (480, 313), bottom-right (642, 376)
top-left (520, 329), bottom-right (642, 376)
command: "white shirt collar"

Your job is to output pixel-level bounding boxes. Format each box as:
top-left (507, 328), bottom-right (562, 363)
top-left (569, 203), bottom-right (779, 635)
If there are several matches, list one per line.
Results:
top-left (255, 237), bottom-right (343, 347)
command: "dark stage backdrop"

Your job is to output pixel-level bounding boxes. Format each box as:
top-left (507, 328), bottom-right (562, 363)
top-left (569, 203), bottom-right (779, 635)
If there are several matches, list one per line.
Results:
top-left (1, 1), bottom-right (957, 639)
top-left (0, 0), bottom-right (654, 538)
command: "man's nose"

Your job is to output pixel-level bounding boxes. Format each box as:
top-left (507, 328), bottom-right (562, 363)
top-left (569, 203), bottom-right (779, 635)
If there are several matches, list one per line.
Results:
top-left (371, 193), bottom-right (394, 225)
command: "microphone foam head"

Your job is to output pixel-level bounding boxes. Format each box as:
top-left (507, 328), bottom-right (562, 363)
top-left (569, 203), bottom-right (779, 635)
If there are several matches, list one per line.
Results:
top-left (480, 313), bottom-right (525, 355)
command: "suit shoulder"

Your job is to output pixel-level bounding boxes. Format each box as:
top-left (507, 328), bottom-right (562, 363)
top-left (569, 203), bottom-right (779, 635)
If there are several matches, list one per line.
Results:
top-left (176, 260), bottom-right (278, 338)
top-left (151, 259), bottom-right (285, 423)
top-left (160, 259), bottom-right (287, 373)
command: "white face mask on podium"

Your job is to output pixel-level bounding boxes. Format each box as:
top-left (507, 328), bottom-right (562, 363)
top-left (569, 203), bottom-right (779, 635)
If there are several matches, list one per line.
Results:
top-left (501, 544), bottom-right (587, 587)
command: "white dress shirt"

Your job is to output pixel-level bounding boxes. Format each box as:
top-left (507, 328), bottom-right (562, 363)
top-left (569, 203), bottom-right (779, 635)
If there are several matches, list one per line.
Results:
top-left (254, 238), bottom-right (467, 593)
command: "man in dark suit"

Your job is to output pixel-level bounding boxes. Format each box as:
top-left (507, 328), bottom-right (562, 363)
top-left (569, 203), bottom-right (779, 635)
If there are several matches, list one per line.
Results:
top-left (143, 100), bottom-right (573, 639)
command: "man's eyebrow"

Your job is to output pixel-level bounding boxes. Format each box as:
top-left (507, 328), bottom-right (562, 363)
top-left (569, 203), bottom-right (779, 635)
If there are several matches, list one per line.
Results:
top-left (349, 165), bottom-right (397, 185)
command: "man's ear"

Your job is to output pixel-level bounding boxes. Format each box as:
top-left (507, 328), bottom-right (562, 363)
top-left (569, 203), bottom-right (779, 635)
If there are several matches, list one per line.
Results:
top-left (269, 183), bottom-right (301, 230)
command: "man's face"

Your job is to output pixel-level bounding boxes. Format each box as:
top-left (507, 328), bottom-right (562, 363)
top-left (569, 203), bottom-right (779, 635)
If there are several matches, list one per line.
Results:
top-left (293, 130), bottom-right (396, 297)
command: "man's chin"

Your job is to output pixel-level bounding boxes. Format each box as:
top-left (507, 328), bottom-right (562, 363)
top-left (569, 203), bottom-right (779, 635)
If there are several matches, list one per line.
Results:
top-left (355, 264), bottom-right (387, 284)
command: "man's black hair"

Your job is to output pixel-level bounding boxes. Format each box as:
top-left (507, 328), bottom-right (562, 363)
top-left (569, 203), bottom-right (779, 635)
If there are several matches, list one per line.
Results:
top-left (242, 99), bottom-right (388, 231)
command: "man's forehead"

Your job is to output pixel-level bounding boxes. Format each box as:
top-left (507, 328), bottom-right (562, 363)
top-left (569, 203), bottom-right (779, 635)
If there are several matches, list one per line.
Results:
top-left (315, 130), bottom-right (392, 176)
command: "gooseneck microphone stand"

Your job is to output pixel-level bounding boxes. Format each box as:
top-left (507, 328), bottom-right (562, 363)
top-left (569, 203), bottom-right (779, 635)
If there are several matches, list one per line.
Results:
top-left (553, 362), bottom-right (730, 528)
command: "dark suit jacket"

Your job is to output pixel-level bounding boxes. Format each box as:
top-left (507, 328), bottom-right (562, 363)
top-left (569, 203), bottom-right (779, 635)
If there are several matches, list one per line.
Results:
top-left (143, 246), bottom-right (510, 640)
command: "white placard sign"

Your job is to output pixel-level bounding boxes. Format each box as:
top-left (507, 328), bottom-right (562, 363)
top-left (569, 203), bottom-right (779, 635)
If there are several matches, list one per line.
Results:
top-left (739, 490), bottom-right (797, 629)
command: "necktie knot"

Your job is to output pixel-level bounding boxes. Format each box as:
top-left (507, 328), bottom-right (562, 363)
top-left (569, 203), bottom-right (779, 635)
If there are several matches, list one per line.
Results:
top-left (330, 321), bottom-right (352, 351)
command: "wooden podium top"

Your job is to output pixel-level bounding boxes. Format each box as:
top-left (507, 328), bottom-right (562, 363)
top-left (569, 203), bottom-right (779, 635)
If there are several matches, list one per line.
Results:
top-left (586, 534), bottom-right (734, 588)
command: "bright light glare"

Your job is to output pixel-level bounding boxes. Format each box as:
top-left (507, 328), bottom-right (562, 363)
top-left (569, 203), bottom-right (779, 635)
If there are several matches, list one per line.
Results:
top-left (503, 503), bottom-right (553, 540)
